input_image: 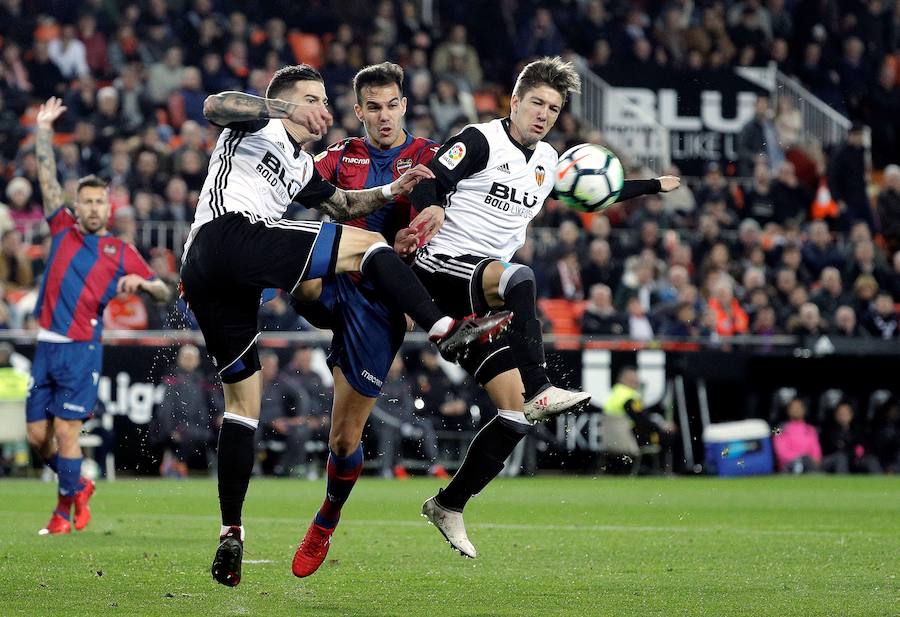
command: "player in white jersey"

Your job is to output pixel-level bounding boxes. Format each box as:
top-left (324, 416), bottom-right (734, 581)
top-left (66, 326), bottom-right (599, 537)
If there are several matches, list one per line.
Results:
top-left (409, 57), bottom-right (679, 557)
top-left (179, 64), bottom-right (512, 587)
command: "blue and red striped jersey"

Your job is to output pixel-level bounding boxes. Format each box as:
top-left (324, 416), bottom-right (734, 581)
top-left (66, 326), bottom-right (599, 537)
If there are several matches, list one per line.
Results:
top-left (314, 132), bottom-right (439, 243)
top-left (34, 208), bottom-right (156, 342)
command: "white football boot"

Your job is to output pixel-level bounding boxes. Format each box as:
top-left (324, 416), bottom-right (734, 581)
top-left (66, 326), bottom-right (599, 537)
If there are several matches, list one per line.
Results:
top-left (421, 496), bottom-right (477, 558)
top-left (523, 385), bottom-right (592, 422)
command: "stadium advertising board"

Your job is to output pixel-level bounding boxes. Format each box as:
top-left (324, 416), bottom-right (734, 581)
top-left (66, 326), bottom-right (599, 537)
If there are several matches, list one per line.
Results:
top-left (595, 67), bottom-right (768, 175)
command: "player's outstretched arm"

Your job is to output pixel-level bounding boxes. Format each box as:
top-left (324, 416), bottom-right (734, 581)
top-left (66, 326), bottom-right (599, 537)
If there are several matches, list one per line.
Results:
top-left (615, 175), bottom-right (681, 203)
top-left (202, 92), bottom-right (332, 135)
top-left (117, 274), bottom-right (171, 303)
top-left (35, 97), bottom-right (67, 217)
top-left (316, 164), bottom-right (434, 222)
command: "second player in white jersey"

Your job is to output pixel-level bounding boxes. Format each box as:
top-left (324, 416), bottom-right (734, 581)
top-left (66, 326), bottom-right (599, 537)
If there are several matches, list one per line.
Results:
top-left (422, 118), bottom-right (558, 262)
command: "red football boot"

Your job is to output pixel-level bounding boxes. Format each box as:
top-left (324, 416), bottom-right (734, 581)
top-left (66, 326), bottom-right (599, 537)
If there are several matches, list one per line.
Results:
top-left (39, 511), bottom-right (72, 536)
top-left (73, 478), bottom-right (95, 531)
top-left (292, 522), bottom-right (334, 578)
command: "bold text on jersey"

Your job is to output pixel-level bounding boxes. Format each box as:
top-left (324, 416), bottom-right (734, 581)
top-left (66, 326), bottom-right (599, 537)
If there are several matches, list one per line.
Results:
top-left (484, 182), bottom-right (540, 218)
top-left (257, 151), bottom-right (303, 201)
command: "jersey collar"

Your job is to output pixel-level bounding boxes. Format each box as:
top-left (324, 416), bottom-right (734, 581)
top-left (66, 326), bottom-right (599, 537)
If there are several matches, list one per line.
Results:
top-left (364, 130), bottom-right (413, 157)
top-left (501, 117), bottom-right (535, 163)
top-left (284, 125), bottom-right (304, 159)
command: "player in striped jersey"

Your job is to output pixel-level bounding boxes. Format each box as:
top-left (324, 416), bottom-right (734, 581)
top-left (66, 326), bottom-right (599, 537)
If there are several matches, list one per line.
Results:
top-left (286, 63), bottom-right (445, 578)
top-left (180, 64), bottom-right (511, 587)
top-left (28, 97), bottom-right (171, 536)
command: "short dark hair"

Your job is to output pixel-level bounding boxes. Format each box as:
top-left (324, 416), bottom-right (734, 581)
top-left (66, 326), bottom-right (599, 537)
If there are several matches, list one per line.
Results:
top-left (77, 174), bottom-right (108, 192)
top-left (266, 64), bottom-right (324, 99)
top-left (352, 62), bottom-right (404, 103)
top-left (512, 56), bottom-right (581, 104)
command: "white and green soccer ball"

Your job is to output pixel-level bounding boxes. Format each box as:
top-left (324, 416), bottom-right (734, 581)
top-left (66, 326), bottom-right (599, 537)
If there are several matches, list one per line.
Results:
top-left (554, 144), bottom-right (625, 212)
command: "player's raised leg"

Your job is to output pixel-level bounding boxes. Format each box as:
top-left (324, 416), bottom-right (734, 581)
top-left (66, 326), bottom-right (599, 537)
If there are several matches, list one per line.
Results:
top-left (293, 367), bottom-right (371, 578)
top-left (480, 261), bottom-right (591, 420)
top-left (332, 227), bottom-right (512, 360)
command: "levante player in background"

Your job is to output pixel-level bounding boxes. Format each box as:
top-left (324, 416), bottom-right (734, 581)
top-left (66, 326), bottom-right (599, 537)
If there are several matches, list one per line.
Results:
top-left (288, 62), bottom-right (444, 577)
top-left (27, 97), bottom-right (171, 535)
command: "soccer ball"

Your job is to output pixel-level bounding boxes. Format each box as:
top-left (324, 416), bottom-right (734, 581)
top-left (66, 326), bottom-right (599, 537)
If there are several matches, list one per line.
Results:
top-left (554, 144), bottom-right (625, 212)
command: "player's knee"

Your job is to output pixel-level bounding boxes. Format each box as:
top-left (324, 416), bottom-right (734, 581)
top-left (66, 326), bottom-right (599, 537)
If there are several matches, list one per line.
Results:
top-left (25, 423), bottom-right (46, 449)
top-left (328, 432), bottom-right (362, 456)
top-left (498, 264), bottom-right (535, 300)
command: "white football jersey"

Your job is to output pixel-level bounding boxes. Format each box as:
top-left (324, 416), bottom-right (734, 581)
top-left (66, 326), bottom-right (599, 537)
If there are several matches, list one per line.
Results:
top-left (424, 119), bottom-right (557, 262)
top-left (183, 119), bottom-right (317, 257)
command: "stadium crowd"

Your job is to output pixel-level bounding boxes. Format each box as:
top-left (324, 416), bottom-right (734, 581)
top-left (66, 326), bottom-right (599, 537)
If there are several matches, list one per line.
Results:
top-left (0, 1), bottom-right (898, 476)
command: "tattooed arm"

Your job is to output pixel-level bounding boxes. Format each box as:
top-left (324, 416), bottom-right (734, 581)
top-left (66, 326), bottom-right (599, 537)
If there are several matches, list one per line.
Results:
top-left (202, 91), bottom-right (332, 135)
top-left (35, 97), bottom-right (67, 217)
top-left (316, 187), bottom-right (393, 222)
top-left (298, 164), bottom-right (437, 222)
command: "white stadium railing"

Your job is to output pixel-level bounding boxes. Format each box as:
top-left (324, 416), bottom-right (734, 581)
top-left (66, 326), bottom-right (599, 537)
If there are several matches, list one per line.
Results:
top-left (570, 68), bottom-right (671, 174)
top-left (774, 69), bottom-right (851, 148)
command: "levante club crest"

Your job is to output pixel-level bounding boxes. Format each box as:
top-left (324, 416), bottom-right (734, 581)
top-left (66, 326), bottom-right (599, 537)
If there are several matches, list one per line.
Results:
top-left (395, 158), bottom-right (413, 174)
top-left (535, 165), bottom-right (546, 186)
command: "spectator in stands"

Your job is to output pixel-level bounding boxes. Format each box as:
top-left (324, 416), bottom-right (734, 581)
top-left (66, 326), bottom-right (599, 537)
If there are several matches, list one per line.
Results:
top-left (413, 348), bottom-right (472, 435)
top-left (861, 292), bottom-right (899, 339)
top-left (546, 250), bottom-right (584, 301)
top-left (771, 161), bottom-right (810, 226)
top-left (827, 124), bottom-right (873, 230)
top-left (0, 229), bottom-right (33, 290)
top-left (773, 397), bottom-right (821, 473)
top-left (866, 60), bottom-right (900, 169)
top-left (737, 94), bottom-right (784, 175)
top-left (153, 344), bottom-right (216, 477)
top-left (811, 267), bottom-right (851, 320)
top-left (845, 240), bottom-right (890, 291)
top-left (167, 67), bottom-right (208, 130)
top-left (257, 351), bottom-right (313, 477)
top-left (374, 356), bottom-right (447, 480)
top-left (872, 400), bottom-right (900, 474)
top-left (48, 22), bottom-right (90, 80)
top-left (626, 295), bottom-right (654, 341)
top-left (890, 251), bottom-right (900, 301)
top-left (146, 46), bottom-right (186, 105)
top-left (615, 257), bottom-right (659, 312)
top-left (877, 165), bottom-right (900, 255)
top-left (821, 401), bottom-right (882, 474)
top-left (582, 284), bottom-right (625, 336)
top-left (27, 40), bottom-right (66, 100)
top-left (802, 220), bottom-right (845, 279)
top-left (774, 96), bottom-right (802, 149)
top-left (658, 164), bottom-right (696, 224)
top-left (432, 24), bottom-right (482, 89)
top-left (692, 213), bottom-right (725, 267)
top-left (515, 7), bottom-right (564, 61)
top-left (661, 301), bottom-right (704, 338)
top-left (5, 177), bottom-right (42, 233)
top-left (581, 239), bottom-right (621, 291)
top-left (852, 273), bottom-right (880, 316)
top-left (0, 92), bottom-right (24, 162)
top-left (837, 37), bottom-right (871, 120)
top-left (790, 302), bottom-right (826, 337)
top-left (282, 347), bottom-right (331, 417)
top-left (831, 305), bottom-right (868, 338)
top-left (708, 277), bottom-right (749, 336)
top-left (77, 12), bottom-right (109, 78)
top-left (751, 304), bottom-right (779, 336)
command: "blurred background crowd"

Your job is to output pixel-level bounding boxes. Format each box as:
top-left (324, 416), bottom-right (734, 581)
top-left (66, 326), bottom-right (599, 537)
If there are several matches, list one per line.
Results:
top-left (0, 0), bottom-right (899, 477)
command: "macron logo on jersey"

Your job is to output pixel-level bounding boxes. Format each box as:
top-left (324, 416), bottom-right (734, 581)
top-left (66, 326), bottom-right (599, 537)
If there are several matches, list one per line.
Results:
top-left (342, 156), bottom-right (370, 165)
top-left (439, 142), bottom-right (466, 169)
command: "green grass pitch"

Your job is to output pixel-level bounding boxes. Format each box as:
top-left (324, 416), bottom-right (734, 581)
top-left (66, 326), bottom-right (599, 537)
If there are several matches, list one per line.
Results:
top-left (0, 476), bottom-right (897, 616)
